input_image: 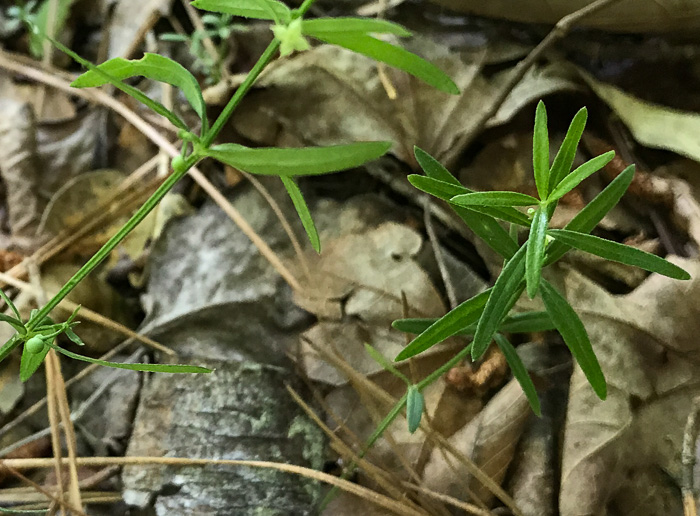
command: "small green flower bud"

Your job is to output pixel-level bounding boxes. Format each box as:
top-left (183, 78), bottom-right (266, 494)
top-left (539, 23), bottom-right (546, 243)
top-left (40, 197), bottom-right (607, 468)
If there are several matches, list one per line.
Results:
top-left (25, 336), bottom-right (46, 354)
top-left (171, 155), bottom-right (187, 174)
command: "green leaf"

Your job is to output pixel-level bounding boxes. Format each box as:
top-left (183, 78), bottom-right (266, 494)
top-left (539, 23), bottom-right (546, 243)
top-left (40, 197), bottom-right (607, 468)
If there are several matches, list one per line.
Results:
top-left (204, 141), bottom-right (391, 176)
top-left (0, 288), bottom-right (21, 322)
top-left (302, 18), bottom-right (411, 37)
top-left (394, 290), bottom-right (491, 361)
top-left (393, 310), bottom-right (553, 337)
top-left (406, 385), bottom-right (424, 433)
top-left (547, 151), bottom-right (615, 203)
top-left (548, 229), bottom-right (690, 280)
top-left (533, 100), bottom-right (549, 199)
top-left (65, 327), bottom-right (86, 346)
top-left (280, 176), bottom-right (320, 252)
top-left (548, 107), bottom-right (588, 192)
top-left (29, 0), bottom-right (75, 58)
top-left (365, 343), bottom-right (410, 384)
top-left (191, 0), bottom-right (291, 22)
top-left (494, 334), bottom-right (540, 416)
top-left (310, 33), bottom-right (459, 95)
top-left (414, 146), bottom-right (460, 185)
top-left (48, 343), bottom-right (213, 374)
top-left (472, 245), bottom-right (527, 359)
top-left (407, 175), bottom-right (532, 227)
top-left (539, 279), bottom-right (606, 399)
top-left (450, 191), bottom-right (539, 207)
top-left (525, 207), bottom-right (548, 298)
top-left (71, 53), bottom-right (207, 127)
top-left (452, 206), bottom-right (519, 259)
top-left (20, 337), bottom-right (50, 382)
top-left (545, 165), bottom-right (635, 266)
top-left (0, 313), bottom-right (26, 334)
top-left (47, 37), bottom-right (188, 131)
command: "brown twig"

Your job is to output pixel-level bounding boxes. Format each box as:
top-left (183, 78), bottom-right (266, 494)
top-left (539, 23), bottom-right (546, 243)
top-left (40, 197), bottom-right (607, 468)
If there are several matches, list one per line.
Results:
top-left (683, 397), bottom-right (700, 516)
top-left (447, 0), bottom-right (624, 169)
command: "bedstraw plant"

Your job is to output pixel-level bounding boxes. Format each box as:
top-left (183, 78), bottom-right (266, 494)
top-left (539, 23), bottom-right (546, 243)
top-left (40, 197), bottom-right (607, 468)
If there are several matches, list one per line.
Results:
top-left (1, 0), bottom-right (459, 380)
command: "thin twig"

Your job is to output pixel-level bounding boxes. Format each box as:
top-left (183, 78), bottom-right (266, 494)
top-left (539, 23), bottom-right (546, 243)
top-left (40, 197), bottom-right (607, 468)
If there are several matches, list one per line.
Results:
top-left (683, 397), bottom-right (700, 516)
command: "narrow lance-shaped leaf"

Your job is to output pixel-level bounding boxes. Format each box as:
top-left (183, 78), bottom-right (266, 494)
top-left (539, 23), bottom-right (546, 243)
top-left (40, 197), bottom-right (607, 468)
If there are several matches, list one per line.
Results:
top-left (525, 207), bottom-right (548, 298)
top-left (452, 206), bottom-right (519, 259)
top-left (548, 229), bottom-right (690, 280)
top-left (414, 146), bottom-right (460, 185)
top-left (548, 107), bottom-right (588, 191)
top-left (394, 290), bottom-right (490, 361)
top-left (451, 191), bottom-right (539, 207)
top-left (533, 100), bottom-right (549, 199)
top-left (0, 313), bottom-right (26, 334)
top-left (545, 165), bottom-right (635, 266)
top-left (408, 175), bottom-right (531, 227)
top-left (48, 343), bottom-right (213, 374)
top-left (393, 310), bottom-right (554, 337)
top-left (309, 33), bottom-right (459, 95)
top-left (71, 53), bottom-right (208, 129)
top-left (203, 141), bottom-right (391, 176)
top-left (540, 279), bottom-right (606, 399)
top-left (406, 385), bottom-right (424, 433)
top-left (45, 35), bottom-right (188, 131)
top-left (302, 18), bottom-right (411, 37)
top-left (191, 0), bottom-right (291, 22)
top-left (472, 245), bottom-right (527, 359)
top-left (547, 151), bottom-right (615, 203)
top-left (280, 176), bottom-right (320, 253)
top-left (494, 334), bottom-right (541, 416)
top-left (29, 0), bottom-right (75, 58)
top-left (0, 287), bottom-right (21, 321)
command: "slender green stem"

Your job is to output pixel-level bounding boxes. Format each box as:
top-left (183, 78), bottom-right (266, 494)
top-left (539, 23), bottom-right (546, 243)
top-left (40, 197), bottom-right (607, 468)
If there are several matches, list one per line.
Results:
top-left (201, 0), bottom-right (318, 147)
top-left (0, 153), bottom-right (200, 365)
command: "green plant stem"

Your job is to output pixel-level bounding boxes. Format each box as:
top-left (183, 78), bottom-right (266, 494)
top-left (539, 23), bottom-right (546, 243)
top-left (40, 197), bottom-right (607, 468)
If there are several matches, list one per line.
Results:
top-left (201, 0), bottom-right (318, 147)
top-left (0, 153), bottom-right (198, 364)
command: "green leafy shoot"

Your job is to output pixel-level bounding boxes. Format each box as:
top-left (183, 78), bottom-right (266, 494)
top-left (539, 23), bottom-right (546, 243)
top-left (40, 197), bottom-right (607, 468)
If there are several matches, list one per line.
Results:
top-left (533, 100), bottom-right (550, 199)
top-left (540, 279), bottom-right (606, 399)
top-left (548, 107), bottom-right (588, 192)
top-left (47, 341), bottom-right (213, 374)
top-left (280, 176), bottom-right (320, 252)
top-left (493, 333), bottom-right (540, 416)
top-left (450, 191), bottom-right (540, 207)
top-left (302, 18), bottom-right (411, 37)
top-left (546, 151), bottom-right (615, 203)
top-left (307, 32), bottom-right (459, 95)
top-left (192, 0), bottom-right (292, 22)
top-left (525, 207), bottom-right (548, 298)
top-left (71, 53), bottom-right (208, 131)
top-left (202, 141), bottom-right (391, 176)
top-left (394, 290), bottom-right (490, 361)
top-left (548, 229), bottom-right (691, 280)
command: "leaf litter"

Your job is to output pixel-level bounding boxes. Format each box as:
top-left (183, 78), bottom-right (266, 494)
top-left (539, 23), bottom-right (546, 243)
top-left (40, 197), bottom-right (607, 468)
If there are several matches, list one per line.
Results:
top-left (2, 0), bottom-right (700, 514)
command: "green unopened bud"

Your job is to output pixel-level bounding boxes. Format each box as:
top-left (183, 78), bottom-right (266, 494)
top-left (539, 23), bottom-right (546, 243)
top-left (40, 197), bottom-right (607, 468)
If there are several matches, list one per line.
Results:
top-left (25, 336), bottom-right (47, 354)
top-left (171, 155), bottom-right (187, 174)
